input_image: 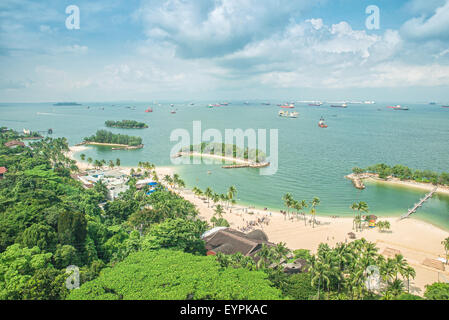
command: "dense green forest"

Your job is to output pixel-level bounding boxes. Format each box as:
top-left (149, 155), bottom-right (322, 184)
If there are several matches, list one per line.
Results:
top-left (1, 127), bottom-right (448, 300)
top-left (353, 163), bottom-right (449, 186)
top-left (181, 142), bottom-right (267, 163)
top-left (105, 120), bottom-right (148, 129)
top-left (84, 130), bottom-right (143, 146)
top-left (68, 249), bottom-right (283, 300)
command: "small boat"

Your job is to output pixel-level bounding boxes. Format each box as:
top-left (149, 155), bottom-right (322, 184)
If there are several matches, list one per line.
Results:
top-left (145, 107), bottom-right (153, 113)
top-left (279, 110), bottom-right (299, 118)
top-left (308, 102), bottom-right (322, 106)
top-left (331, 103), bottom-right (348, 108)
top-left (318, 117), bottom-right (328, 128)
top-left (170, 104), bottom-right (174, 107)
top-left (261, 102), bottom-right (271, 106)
top-left (280, 104), bottom-right (295, 109)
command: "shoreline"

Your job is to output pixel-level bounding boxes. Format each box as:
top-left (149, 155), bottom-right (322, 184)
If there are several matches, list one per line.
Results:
top-left (175, 151), bottom-right (269, 167)
top-left (347, 173), bottom-right (449, 196)
top-left (77, 141), bottom-right (144, 150)
top-left (68, 146), bottom-right (449, 295)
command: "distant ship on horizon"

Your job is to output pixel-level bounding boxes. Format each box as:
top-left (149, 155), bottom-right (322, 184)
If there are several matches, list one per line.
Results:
top-left (53, 102), bottom-right (82, 106)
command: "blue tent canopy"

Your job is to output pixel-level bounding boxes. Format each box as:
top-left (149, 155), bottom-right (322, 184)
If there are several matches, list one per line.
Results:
top-left (148, 182), bottom-right (158, 186)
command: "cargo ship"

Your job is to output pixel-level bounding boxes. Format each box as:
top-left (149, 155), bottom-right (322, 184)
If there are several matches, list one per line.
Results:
top-left (330, 103), bottom-right (348, 108)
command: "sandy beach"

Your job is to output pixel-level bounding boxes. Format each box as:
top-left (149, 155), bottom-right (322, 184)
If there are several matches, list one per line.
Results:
top-left (68, 146), bottom-right (449, 295)
top-left (177, 151), bottom-right (260, 165)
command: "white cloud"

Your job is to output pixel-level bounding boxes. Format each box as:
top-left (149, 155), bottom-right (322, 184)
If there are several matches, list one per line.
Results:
top-left (401, 0), bottom-right (449, 40)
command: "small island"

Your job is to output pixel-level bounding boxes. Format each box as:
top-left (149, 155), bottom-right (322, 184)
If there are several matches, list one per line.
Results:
top-left (347, 163), bottom-right (449, 194)
top-left (81, 129), bottom-right (143, 150)
top-left (105, 120), bottom-right (148, 129)
top-left (174, 142), bottom-right (270, 168)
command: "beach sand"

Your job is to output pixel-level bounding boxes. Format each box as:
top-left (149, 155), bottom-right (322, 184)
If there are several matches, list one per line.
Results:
top-left (68, 146), bottom-right (449, 296)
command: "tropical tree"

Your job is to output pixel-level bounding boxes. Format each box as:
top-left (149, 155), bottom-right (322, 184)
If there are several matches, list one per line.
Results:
top-left (204, 187), bottom-right (213, 208)
top-left (115, 158), bottom-right (121, 167)
top-left (442, 237), bottom-right (449, 265)
top-left (80, 153), bottom-right (86, 161)
top-left (310, 197), bottom-right (320, 228)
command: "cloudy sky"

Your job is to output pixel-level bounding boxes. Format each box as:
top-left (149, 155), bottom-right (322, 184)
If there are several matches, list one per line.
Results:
top-left (1, 0), bottom-right (449, 102)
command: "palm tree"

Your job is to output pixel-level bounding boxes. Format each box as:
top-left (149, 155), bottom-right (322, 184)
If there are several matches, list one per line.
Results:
top-left (350, 202), bottom-right (358, 230)
top-left (392, 254), bottom-right (409, 281)
top-left (116, 158), bottom-right (121, 167)
top-left (403, 266), bottom-right (416, 293)
top-left (352, 201), bottom-right (369, 232)
top-left (442, 237), bottom-right (449, 265)
top-left (310, 197), bottom-right (320, 228)
top-left (204, 187), bottom-right (213, 207)
top-left (227, 185), bottom-right (237, 209)
top-left (255, 244), bottom-right (273, 270)
top-left (87, 157), bottom-right (93, 168)
top-left (214, 204), bottom-right (224, 219)
top-left (80, 153), bottom-right (86, 161)
top-left (282, 193), bottom-right (293, 219)
top-left (108, 160), bottom-right (114, 169)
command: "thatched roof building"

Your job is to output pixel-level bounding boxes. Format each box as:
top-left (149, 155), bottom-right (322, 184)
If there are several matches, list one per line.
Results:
top-left (203, 228), bottom-right (274, 257)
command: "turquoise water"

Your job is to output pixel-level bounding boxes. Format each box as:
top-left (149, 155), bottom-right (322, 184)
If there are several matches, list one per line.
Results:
top-left (1, 101), bottom-right (449, 229)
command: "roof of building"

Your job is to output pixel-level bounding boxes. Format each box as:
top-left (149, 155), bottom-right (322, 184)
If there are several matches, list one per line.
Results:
top-left (203, 228), bottom-right (274, 257)
top-left (4, 140), bottom-right (25, 147)
top-left (0, 167), bottom-right (7, 174)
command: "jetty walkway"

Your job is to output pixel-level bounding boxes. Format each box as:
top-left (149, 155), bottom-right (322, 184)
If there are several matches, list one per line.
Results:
top-left (400, 187), bottom-right (438, 220)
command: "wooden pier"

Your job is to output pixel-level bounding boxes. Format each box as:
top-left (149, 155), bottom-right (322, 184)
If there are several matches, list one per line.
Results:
top-left (400, 187), bottom-right (438, 220)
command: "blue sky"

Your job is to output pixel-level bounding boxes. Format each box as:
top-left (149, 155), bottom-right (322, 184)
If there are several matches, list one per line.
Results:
top-left (1, 0), bottom-right (449, 102)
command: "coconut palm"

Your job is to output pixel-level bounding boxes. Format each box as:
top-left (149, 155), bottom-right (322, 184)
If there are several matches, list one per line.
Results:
top-left (442, 237), bottom-right (449, 265)
top-left (116, 158), bottom-right (121, 167)
top-left (204, 187), bottom-right (213, 207)
top-left (108, 160), bottom-right (114, 169)
top-left (80, 153), bottom-right (86, 161)
top-left (282, 193), bottom-right (293, 219)
top-left (403, 266), bottom-right (416, 293)
top-left (214, 204), bottom-right (224, 219)
top-left (310, 197), bottom-right (320, 228)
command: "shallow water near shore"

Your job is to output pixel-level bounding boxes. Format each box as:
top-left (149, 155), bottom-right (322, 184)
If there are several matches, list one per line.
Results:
top-left (1, 101), bottom-right (449, 229)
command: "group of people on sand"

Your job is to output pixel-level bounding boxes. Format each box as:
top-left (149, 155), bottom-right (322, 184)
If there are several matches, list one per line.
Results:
top-left (238, 216), bottom-right (270, 233)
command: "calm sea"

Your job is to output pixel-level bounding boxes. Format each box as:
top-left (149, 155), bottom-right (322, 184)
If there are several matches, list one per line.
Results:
top-left (1, 101), bottom-right (449, 229)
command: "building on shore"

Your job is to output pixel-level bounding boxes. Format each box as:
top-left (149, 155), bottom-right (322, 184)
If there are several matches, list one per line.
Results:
top-left (76, 169), bottom-right (130, 200)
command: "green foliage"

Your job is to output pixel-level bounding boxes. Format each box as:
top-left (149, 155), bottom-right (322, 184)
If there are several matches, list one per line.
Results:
top-left (268, 270), bottom-right (315, 300)
top-left (84, 130), bottom-right (143, 146)
top-left (68, 249), bottom-right (283, 300)
top-left (142, 218), bottom-right (207, 255)
top-left (105, 120), bottom-right (148, 129)
top-left (57, 211), bottom-right (87, 247)
top-left (360, 163), bottom-right (449, 186)
top-left (17, 223), bottom-right (58, 252)
top-left (0, 244), bottom-right (55, 299)
top-left (424, 282), bottom-right (449, 300)
top-left (181, 142), bottom-right (267, 163)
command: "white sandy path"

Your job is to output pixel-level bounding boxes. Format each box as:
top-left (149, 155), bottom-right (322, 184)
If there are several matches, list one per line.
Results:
top-left (68, 146), bottom-right (449, 295)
